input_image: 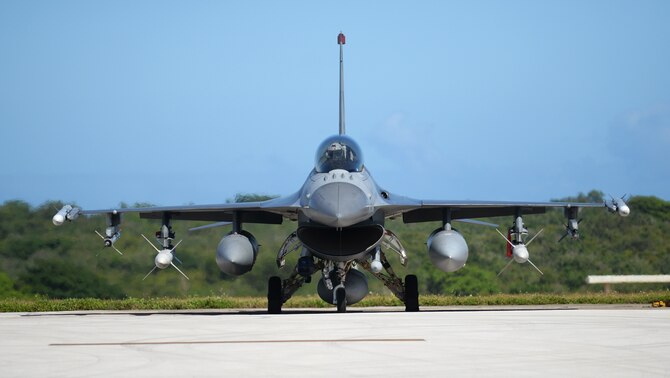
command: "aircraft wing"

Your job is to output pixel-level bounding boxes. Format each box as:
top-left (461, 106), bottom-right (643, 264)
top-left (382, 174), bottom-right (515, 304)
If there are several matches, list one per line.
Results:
top-left (381, 198), bottom-right (609, 223)
top-left (76, 192), bottom-right (302, 224)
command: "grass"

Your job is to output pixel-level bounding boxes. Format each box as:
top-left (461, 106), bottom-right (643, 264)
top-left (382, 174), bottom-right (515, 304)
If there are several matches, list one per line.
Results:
top-left (1, 291), bottom-right (669, 312)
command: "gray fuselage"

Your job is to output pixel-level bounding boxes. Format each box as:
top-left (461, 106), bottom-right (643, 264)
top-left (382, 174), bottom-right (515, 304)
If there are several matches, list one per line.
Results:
top-left (294, 135), bottom-right (387, 261)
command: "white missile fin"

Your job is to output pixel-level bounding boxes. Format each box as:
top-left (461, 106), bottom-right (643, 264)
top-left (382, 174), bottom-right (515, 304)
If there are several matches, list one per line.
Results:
top-left (141, 234), bottom-right (162, 253)
top-left (495, 229), bottom-right (515, 248)
top-left (525, 228), bottom-right (544, 246)
top-left (143, 266), bottom-right (157, 281)
top-left (171, 262), bottom-right (190, 280)
top-left (497, 259), bottom-right (514, 277)
top-left (527, 259), bottom-right (544, 275)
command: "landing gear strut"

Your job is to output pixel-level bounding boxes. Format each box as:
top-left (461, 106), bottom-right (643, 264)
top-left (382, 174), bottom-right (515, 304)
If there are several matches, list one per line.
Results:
top-left (266, 255), bottom-right (324, 313)
top-left (360, 251), bottom-right (420, 312)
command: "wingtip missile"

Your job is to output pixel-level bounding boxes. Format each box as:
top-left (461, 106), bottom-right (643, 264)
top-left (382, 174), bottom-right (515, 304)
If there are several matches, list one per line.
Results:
top-left (616, 201), bottom-right (631, 217)
top-left (52, 205), bottom-right (80, 226)
top-left (606, 195), bottom-right (631, 217)
top-left (52, 213), bottom-right (65, 226)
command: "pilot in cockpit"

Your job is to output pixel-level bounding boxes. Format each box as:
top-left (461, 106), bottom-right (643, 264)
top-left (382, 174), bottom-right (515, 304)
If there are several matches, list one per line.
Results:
top-left (315, 136), bottom-right (364, 173)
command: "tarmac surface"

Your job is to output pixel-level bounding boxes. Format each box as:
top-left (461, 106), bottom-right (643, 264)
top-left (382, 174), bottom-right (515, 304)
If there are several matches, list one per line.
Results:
top-left (1, 305), bottom-right (669, 377)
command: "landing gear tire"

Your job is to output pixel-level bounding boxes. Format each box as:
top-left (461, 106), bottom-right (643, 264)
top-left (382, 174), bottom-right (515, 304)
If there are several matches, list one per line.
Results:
top-left (268, 276), bottom-right (283, 314)
top-left (404, 274), bottom-right (419, 312)
top-left (335, 287), bottom-right (347, 313)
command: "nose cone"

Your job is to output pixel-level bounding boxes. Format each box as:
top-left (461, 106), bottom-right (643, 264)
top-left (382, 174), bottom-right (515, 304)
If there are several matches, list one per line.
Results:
top-left (512, 245), bottom-right (529, 263)
top-left (155, 250), bottom-right (173, 269)
top-left (307, 182), bottom-right (372, 227)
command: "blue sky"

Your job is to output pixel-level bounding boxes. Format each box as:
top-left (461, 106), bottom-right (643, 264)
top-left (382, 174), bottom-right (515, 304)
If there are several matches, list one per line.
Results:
top-left (1, 1), bottom-right (668, 209)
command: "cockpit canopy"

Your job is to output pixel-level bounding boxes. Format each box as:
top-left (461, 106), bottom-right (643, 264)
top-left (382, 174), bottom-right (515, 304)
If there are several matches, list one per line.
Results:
top-left (314, 135), bottom-right (364, 173)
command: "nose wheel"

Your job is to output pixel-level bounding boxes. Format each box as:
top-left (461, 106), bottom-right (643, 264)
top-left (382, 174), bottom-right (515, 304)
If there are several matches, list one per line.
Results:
top-left (335, 286), bottom-right (347, 313)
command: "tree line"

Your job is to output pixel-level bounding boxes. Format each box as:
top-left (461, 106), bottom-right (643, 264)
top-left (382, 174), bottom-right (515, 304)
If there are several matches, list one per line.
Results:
top-left (0, 190), bottom-right (668, 299)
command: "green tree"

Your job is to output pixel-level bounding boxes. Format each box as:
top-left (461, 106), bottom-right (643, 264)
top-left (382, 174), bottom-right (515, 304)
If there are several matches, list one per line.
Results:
top-left (423, 264), bottom-right (501, 296)
top-left (228, 193), bottom-right (279, 203)
top-left (1, 193), bottom-right (668, 299)
top-left (629, 196), bottom-right (670, 222)
top-left (17, 259), bottom-right (125, 299)
top-left (0, 271), bottom-right (22, 298)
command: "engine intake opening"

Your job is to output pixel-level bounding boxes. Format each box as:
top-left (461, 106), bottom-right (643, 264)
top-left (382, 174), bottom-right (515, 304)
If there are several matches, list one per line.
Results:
top-left (297, 225), bottom-right (384, 261)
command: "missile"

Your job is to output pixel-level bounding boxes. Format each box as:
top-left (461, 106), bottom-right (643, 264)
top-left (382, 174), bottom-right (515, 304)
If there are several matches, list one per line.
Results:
top-left (559, 218), bottom-right (581, 242)
top-left (154, 250), bottom-right (174, 269)
top-left (614, 198), bottom-right (630, 216)
top-left (52, 205), bottom-right (80, 226)
top-left (104, 232), bottom-right (121, 247)
top-left (141, 235), bottom-right (188, 280)
top-left (52, 212), bottom-right (65, 226)
top-left (496, 228), bottom-right (544, 276)
top-left (511, 244), bottom-right (529, 263)
top-left (606, 196), bottom-right (630, 217)
top-left (95, 229), bottom-right (123, 255)
top-left (370, 249), bottom-right (383, 273)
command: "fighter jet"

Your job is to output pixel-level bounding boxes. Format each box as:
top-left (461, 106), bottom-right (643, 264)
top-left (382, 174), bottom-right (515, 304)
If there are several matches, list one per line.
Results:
top-left (53, 33), bottom-right (631, 313)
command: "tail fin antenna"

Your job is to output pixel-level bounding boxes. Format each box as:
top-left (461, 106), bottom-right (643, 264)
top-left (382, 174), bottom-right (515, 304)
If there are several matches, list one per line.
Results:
top-left (338, 32), bottom-right (346, 135)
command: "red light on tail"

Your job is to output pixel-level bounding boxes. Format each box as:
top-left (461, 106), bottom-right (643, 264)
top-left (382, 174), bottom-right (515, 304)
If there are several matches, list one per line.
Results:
top-left (338, 33), bottom-right (346, 45)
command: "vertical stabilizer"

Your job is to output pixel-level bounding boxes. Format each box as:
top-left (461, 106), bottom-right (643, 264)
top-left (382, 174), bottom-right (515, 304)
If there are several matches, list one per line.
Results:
top-left (338, 32), bottom-right (346, 135)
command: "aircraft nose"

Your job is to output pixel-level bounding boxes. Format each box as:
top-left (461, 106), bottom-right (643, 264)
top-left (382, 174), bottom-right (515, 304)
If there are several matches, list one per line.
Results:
top-left (308, 182), bottom-right (372, 227)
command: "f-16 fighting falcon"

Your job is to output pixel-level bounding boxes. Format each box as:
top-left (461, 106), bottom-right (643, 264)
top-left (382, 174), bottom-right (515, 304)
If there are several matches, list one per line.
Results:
top-left (53, 33), bottom-right (630, 313)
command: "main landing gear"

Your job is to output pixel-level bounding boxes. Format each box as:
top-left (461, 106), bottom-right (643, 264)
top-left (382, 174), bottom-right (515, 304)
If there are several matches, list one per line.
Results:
top-left (269, 231), bottom-right (419, 314)
top-left (267, 276), bottom-right (283, 314)
top-left (404, 274), bottom-right (419, 312)
top-left (266, 272), bottom-right (420, 314)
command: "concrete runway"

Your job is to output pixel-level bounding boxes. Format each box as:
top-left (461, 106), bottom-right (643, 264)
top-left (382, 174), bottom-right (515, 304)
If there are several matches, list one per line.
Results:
top-left (1, 306), bottom-right (669, 377)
